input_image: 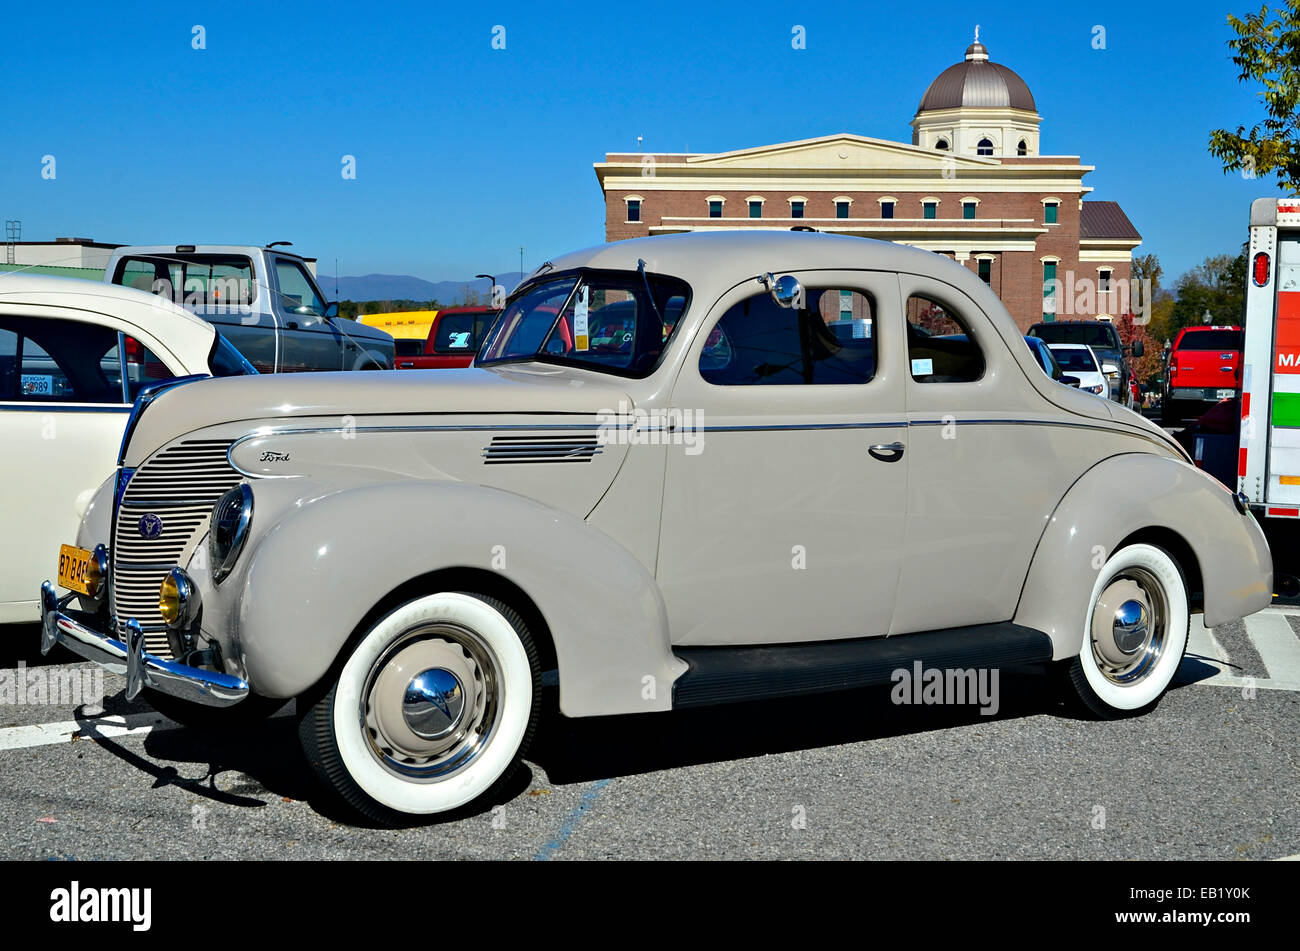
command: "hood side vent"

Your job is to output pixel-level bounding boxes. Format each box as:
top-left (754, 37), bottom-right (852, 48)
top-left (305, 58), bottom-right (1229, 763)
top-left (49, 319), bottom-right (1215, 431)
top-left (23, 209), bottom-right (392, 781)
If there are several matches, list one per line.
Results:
top-left (483, 434), bottom-right (602, 464)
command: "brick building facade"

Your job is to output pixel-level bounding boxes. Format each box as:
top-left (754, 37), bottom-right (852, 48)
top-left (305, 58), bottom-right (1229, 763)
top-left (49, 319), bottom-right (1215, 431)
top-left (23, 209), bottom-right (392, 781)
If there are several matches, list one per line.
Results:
top-left (595, 37), bottom-right (1140, 332)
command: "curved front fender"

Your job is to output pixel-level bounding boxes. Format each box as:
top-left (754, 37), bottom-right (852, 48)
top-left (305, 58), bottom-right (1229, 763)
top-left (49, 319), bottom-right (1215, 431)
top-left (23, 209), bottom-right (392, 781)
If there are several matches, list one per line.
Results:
top-left (221, 480), bottom-right (682, 716)
top-left (1014, 453), bottom-right (1273, 659)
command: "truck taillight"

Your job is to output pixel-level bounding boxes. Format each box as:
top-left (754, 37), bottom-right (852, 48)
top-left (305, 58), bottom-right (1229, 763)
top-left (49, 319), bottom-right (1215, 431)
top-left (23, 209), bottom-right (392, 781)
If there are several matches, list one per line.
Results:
top-left (1169, 357), bottom-right (1178, 373)
top-left (124, 337), bottom-right (144, 363)
top-left (1253, 251), bottom-right (1270, 286)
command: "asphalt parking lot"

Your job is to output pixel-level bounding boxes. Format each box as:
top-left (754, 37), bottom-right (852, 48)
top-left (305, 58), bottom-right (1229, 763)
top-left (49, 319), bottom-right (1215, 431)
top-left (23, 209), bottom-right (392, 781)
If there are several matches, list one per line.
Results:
top-left (2, 605), bottom-right (1296, 861)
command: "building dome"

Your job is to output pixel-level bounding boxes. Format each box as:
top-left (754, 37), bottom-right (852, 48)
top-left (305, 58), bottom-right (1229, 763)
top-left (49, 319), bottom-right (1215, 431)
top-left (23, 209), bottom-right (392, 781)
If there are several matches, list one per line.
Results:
top-left (916, 41), bottom-right (1037, 114)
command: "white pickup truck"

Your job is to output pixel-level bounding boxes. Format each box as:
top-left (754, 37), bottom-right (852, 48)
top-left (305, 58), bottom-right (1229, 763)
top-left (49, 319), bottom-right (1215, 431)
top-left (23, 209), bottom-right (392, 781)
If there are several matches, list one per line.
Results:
top-left (103, 244), bottom-right (394, 373)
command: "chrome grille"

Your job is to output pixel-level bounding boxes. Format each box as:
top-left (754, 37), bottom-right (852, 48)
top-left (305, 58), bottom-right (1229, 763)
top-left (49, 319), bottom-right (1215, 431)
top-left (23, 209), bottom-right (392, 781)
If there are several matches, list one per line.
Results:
top-left (111, 440), bottom-right (242, 657)
top-left (482, 435), bottom-right (602, 464)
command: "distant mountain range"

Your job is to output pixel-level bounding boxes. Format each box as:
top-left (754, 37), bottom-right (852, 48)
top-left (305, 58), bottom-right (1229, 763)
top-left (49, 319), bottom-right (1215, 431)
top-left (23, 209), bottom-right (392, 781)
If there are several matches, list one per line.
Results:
top-left (319, 272), bottom-right (527, 304)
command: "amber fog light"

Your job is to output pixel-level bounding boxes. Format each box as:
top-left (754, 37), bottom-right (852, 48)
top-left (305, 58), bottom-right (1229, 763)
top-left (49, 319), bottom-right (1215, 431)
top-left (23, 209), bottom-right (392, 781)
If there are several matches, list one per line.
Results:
top-left (158, 568), bottom-right (198, 628)
top-left (85, 545), bottom-right (109, 601)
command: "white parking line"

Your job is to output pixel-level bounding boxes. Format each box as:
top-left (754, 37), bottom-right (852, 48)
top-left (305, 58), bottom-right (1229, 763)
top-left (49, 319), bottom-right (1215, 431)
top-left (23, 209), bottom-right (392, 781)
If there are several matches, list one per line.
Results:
top-left (0, 712), bottom-right (174, 752)
top-left (1187, 610), bottom-right (1300, 692)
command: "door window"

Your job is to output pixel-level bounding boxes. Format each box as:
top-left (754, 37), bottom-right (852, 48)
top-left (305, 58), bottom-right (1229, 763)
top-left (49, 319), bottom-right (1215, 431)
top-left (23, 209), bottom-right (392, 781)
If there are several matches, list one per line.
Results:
top-left (274, 259), bottom-right (326, 319)
top-left (699, 288), bottom-right (876, 385)
top-left (0, 317), bottom-right (137, 403)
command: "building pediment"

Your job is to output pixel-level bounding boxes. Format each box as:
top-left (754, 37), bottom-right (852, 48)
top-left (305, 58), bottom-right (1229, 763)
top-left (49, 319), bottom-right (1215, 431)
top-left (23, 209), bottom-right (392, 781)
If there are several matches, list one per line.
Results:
top-left (681, 134), bottom-right (995, 172)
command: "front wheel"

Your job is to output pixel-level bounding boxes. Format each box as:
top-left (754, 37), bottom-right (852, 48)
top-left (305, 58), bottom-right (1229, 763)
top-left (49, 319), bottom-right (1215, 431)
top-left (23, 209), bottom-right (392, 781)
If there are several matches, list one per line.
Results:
top-left (298, 591), bottom-right (540, 824)
top-left (1064, 544), bottom-right (1189, 719)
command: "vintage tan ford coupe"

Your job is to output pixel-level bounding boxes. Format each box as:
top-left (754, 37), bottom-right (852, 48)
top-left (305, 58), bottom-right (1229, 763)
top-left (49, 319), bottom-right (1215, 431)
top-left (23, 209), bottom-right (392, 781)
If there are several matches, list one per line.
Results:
top-left (42, 231), bottom-right (1272, 821)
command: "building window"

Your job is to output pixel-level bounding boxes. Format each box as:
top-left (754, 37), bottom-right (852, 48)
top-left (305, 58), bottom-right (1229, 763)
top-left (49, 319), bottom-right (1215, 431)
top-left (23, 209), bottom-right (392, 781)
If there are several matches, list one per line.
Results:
top-left (881, 201), bottom-right (895, 219)
top-left (790, 200), bottom-right (805, 219)
top-left (935, 138), bottom-right (949, 151)
top-left (1017, 139), bottom-right (1028, 156)
top-left (978, 258), bottom-right (992, 284)
top-left (626, 199), bottom-right (641, 223)
top-left (749, 200), bottom-right (763, 219)
top-left (923, 201), bottom-right (937, 220)
top-left (1043, 260), bottom-right (1058, 319)
top-left (962, 201), bottom-right (976, 220)
top-left (976, 138), bottom-right (994, 156)
top-left (836, 200), bottom-right (850, 219)
top-left (1099, 268), bottom-right (1112, 292)
top-left (1044, 202), bottom-right (1059, 225)
top-left (708, 199), bottom-right (723, 218)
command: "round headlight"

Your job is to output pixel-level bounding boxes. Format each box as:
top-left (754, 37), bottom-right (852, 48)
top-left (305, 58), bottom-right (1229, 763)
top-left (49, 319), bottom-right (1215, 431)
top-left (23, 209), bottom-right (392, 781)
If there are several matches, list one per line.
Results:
top-left (209, 483), bottom-right (253, 584)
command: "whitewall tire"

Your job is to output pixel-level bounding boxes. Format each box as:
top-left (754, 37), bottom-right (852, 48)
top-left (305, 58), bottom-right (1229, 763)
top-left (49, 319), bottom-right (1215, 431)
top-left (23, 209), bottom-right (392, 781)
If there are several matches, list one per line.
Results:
top-left (1066, 544), bottom-right (1189, 718)
top-left (298, 591), bottom-right (540, 822)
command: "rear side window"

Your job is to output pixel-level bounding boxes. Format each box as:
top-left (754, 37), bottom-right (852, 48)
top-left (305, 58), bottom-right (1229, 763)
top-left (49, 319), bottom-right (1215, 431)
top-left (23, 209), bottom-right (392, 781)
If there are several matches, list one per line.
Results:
top-left (906, 296), bottom-right (984, 382)
top-left (1176, 329), bottom-right (1243, 351)
top-left (699, 288), bottom-right (876, 386)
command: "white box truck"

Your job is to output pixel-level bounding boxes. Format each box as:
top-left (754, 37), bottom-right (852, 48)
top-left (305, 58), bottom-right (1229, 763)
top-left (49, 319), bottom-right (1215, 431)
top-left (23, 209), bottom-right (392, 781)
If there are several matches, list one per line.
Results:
top-left (1237, 197), bottom-right (1300, 594)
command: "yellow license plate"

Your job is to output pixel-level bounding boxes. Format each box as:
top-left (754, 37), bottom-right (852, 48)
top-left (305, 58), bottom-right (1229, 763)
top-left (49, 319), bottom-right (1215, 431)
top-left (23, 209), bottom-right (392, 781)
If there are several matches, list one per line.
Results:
top-left (57, 544), bottom-right (95, 596)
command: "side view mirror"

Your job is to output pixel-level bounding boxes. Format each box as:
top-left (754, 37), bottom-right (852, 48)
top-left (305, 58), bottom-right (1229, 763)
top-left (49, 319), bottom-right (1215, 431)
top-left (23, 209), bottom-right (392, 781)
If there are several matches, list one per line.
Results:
top-left (324, 301), bottom-right (340, 320)
top-left (1061, 375), bottom-right (1081, 388)
top-left (1131, 340), bottom-right (1145, 358)
top-left (761, 273), bottom-right (805, 309)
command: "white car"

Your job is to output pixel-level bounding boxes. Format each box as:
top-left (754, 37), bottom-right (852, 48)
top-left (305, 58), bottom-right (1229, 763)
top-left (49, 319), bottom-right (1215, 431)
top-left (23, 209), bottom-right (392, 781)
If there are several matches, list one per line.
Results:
top-left (1047, 343), bottom-right (1107, 397)
top-left (0, 275), bottom-right (253, 622)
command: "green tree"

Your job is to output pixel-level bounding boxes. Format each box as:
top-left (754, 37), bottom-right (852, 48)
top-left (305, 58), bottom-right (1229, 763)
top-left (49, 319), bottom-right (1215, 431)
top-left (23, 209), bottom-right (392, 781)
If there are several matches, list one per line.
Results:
top-left (1168, 249), bottom-right (1248, 332)
top-left (1209, 1), bottom-right (1300, 193)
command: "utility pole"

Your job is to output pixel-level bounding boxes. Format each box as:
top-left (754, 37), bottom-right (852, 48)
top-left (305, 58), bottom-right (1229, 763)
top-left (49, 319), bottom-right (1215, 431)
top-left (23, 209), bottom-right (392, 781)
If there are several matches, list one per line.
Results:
top-left (519, 246), bottom-right (524, 277)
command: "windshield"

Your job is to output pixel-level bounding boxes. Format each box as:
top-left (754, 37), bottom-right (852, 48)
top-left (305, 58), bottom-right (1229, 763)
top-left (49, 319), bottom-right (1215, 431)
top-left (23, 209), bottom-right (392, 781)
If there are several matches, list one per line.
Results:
top-left (209, 333), bottom-right (258, 376)
top-left (113, 254), bottom-right (256, 312)
top-left (477, 270), bottom-right (690, 377)
top-left (1031, 323), bottom-right (1120, 350)
top-left (1049, 346), bottom-right (1099, 372)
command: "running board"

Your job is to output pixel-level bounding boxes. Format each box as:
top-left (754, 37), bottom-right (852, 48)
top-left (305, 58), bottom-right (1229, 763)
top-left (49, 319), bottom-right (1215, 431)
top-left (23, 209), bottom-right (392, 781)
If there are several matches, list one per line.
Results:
top-left (671, 623), bottom-right (1053, 709)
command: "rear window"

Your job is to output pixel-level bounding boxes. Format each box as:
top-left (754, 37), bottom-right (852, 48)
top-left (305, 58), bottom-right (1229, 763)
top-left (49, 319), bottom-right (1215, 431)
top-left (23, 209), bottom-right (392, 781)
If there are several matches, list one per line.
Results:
top-left (1030, 323), bottom-right (1120, 349)
top-left (1176, 329), bottom-right (1243, 351)
top-left (1049, 347), bottom-right (1098, 372)
top-left (113, 254), bottom-right (256, 311)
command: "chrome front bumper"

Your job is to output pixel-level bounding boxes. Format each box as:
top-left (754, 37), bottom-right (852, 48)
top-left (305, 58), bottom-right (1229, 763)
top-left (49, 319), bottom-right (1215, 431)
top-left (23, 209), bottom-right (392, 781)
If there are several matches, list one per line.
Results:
top-left (39, 581), bottom-right (249, 708)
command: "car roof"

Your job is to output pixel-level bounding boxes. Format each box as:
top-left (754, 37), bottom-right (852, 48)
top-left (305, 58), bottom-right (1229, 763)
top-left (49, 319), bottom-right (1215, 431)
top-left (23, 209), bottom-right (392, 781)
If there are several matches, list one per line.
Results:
top-left (1045, 342), bottom-right (1091, 349)
top-left (110, 245), bottom-right (309, 262)
top-left (542, 230), bottom-right (980, 287)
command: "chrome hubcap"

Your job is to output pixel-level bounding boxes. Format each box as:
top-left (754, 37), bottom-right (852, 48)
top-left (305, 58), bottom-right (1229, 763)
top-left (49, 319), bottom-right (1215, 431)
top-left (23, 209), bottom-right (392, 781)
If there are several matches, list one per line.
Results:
top-left (403, 668), bottom-right (465, 740)
top-left (361, 623), bottom-right (501, 781)
top-left (1090, 568), bottom-right (1167, 684)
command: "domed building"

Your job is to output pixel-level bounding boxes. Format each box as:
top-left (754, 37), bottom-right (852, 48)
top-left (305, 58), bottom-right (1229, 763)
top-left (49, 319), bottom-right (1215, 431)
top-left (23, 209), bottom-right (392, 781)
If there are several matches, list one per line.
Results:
top-left (911, 36), bottom-right (1042, 159)
top-left (594, 32), bottom-right (1142, 331)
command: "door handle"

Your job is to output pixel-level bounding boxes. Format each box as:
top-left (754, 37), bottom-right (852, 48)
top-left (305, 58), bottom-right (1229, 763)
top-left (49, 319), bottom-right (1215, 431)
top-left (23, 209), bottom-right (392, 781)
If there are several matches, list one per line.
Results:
top-left (868, 441), bottom-right (905, 462)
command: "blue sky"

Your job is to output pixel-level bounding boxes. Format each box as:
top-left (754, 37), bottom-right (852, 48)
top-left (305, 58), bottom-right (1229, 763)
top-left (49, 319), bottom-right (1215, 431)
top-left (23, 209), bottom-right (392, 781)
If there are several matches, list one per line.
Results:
top-left (0, 0), bottom-right (1283, 286)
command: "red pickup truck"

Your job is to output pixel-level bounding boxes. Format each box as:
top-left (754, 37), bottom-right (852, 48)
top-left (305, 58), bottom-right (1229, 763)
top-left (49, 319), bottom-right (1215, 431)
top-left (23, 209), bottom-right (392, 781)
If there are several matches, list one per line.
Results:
top-left (395, 306), bottom-right (498, 369)
top-left (1161, 325), bottom-right (1244, 424)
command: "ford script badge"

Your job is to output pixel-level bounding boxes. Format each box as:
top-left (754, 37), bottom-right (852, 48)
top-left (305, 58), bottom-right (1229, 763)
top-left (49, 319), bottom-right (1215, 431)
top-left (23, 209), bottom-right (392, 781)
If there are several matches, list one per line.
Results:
top-left (138, 513), bottom-right (164, 539)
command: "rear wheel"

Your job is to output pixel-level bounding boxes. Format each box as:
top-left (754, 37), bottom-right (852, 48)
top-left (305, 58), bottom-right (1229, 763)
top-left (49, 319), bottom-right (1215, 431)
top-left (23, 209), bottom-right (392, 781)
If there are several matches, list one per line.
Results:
top-left (298, 591), bottom-right (540, 824)
top-left (1064, 544), bottom-right (1189, 718)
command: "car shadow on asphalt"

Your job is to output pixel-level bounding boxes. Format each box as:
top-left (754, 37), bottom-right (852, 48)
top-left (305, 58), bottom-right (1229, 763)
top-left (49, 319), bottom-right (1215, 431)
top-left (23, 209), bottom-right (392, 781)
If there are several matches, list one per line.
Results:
top-left (529, 664), bottom-right (1070, 786)
top-left (23, 653), bottom-right (1214, 829)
